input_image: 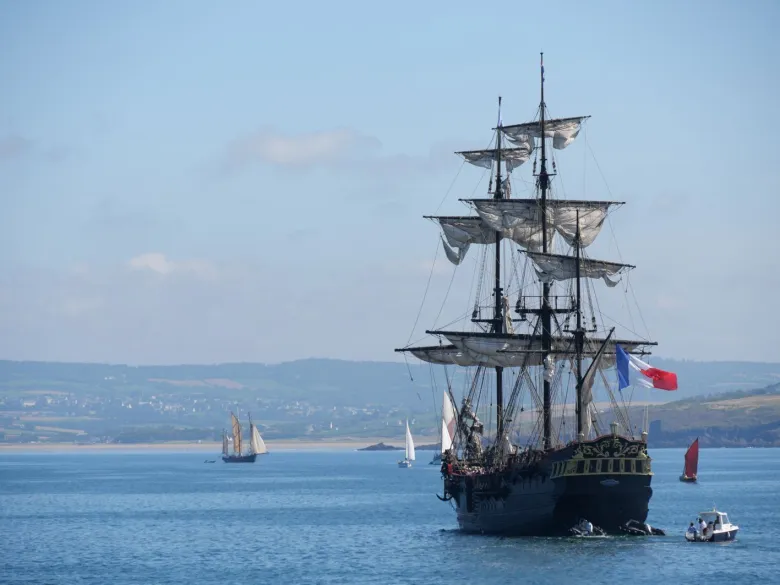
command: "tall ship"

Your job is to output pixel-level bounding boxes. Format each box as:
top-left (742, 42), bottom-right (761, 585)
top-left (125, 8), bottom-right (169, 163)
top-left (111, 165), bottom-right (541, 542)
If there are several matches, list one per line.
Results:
top-left (222, 411), bottom-right (268, 463)
top-left (396, 55), bottom-right (677, 536)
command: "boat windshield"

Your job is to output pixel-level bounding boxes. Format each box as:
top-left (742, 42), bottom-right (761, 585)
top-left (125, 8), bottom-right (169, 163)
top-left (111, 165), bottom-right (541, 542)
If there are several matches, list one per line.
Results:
top-left (720, 513), bottom-right (730, 525)
top-left (700, 512), bottom-right (718, 524)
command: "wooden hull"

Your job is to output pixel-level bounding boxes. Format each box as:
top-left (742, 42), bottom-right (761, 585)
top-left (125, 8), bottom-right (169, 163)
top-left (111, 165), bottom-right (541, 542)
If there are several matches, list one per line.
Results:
top-left (442, 435), bottom-right (653, 536)
top-left (222, 453), bottom-right (257, 463)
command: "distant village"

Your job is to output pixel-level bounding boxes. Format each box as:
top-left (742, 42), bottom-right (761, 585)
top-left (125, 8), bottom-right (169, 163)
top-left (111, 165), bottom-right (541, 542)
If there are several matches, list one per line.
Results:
top-left (0, 384), bottom-right (433, 445)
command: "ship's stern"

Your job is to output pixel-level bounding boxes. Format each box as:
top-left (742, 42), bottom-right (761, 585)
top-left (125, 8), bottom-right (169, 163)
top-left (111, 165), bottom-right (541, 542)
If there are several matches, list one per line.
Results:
top-left (550, 434), bottom-right (653, 532)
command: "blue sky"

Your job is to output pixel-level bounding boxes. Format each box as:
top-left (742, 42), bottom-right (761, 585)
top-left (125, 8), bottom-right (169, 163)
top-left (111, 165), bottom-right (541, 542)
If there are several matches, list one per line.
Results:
top-left (1, 0), bottom-right (778, 364)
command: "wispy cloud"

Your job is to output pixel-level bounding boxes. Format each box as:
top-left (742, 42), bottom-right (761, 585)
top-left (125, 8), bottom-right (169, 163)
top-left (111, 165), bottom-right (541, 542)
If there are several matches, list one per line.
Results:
top-left (128, 253), bottom-right (217, 280)
top-left (220, 127), bottom-right (381, 174)
top-left (0, 135), bottom-right (33, 161)
top-left (0, 135), bottom-right (72, 164)
top-left (217, 126), bottom-right (461, 181)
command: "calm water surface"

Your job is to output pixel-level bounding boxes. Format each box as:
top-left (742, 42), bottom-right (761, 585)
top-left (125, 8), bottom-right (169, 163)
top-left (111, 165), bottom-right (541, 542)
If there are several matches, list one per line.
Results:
top-left (1, 447), bottom-right (778, 584)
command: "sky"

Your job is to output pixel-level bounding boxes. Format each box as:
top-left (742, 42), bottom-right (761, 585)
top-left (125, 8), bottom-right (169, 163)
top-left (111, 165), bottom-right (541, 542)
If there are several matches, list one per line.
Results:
top-left (1, 0), bottom-right (779, 365)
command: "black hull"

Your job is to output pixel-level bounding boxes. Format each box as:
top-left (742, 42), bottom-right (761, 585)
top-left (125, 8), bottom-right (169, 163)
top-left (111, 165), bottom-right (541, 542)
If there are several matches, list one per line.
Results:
top-left (679, 475), bottom-right (697, 483)
top-left (222, 453), bottom-right (257, 463)
top-left (442, 435), bottom-right (653, 536)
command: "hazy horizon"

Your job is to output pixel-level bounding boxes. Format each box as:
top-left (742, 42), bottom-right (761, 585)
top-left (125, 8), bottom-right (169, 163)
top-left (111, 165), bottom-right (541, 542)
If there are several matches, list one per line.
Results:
top-left (2, 1), bottom-right (779, 365)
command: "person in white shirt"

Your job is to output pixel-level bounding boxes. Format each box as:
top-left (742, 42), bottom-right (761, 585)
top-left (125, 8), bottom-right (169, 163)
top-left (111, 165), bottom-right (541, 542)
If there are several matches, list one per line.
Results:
top-left (698, 518), bottom-right (707, 535)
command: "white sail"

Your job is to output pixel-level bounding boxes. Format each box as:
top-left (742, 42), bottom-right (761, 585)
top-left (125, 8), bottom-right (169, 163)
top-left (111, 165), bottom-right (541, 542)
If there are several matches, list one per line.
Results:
top-left (526, 251), bottom-right (633, 288)
top-left (222, 433), bottom-right (229, 456)
top-left (405, 420), bottom-right (416, 461)
top-left (469, 199), bottom-right (617, 252)
top-left (441, 392), bottom-right (457, 453)
top-left (456, 146), bottom-right (532, 172)
top-left (500, 116), bottom-right (589, 151)
top-left (250, 423), bottom-right (267, 455)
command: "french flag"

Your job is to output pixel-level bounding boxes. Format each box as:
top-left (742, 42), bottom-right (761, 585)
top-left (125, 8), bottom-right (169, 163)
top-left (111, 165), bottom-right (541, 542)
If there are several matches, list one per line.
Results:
top-left (616, 345), bottom-right (678, 391)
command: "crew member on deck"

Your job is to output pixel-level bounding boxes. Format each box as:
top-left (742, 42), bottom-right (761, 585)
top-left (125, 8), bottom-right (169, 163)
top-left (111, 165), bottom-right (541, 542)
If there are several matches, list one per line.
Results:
top-left (687, 522), bottom-right (697, 537)
top-left (698, 517), bottom-right (707, 535)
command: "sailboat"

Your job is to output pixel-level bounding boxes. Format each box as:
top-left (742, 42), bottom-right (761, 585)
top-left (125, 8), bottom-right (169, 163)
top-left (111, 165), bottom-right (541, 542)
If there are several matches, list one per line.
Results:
top-left (430, 391), bottom-right (458, 465)
top-left (396, 55), bottom-right (678, 536)
top-left (398, 420), bottom-right (416, 468)
top-left (680, 437), bottom-right (699, 482)
top-left (221, 411), bottom-right (268, 463)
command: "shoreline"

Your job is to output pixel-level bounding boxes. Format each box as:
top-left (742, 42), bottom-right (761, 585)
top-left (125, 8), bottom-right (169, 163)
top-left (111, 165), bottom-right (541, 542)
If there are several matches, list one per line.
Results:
top-left (0, 438), bottom-right (417, 453)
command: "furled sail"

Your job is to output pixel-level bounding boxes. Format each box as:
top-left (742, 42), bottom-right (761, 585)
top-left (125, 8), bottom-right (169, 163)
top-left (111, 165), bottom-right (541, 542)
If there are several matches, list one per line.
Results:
top-left (526, 251), bottom-right (633, 288)
top-left (405, 420), bottom-right (416, 461)
top-left (231, 413), bottom-right (242, 455)
top-left (500, 116), bottom-right (589, 150)
top-left (250, 423), bottom-right (267, 455)
top-left (397, 331), bottom-right (654, 368)
top-left (456, 146), bottom-right (532, 172)
top-left (578, 334), bottom-right (612, 439)
top-left (441, 391), bottom-right (457, 454)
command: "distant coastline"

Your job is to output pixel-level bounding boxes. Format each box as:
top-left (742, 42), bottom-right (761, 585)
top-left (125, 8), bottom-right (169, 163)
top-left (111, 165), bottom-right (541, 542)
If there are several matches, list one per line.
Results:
top-left (0, 438), bottom-right (396, 453)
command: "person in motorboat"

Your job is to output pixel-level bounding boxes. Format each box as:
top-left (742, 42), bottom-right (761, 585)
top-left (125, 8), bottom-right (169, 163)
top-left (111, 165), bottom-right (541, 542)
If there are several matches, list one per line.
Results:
top-left (687, 523), bottom-right (697, 538)
top-left (698, 517), bottom-right (707, 535)
top-left (576, 518), bottom-right (593, 535)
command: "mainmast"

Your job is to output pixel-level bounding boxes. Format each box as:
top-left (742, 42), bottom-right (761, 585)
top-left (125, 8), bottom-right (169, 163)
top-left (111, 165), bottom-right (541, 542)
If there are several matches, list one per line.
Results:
top-left (494, 96), bottom-right (504, 445)
top-left (574, 211), bottom-right (584, 437)
top-left (538, 53), bottom-right (553, 450)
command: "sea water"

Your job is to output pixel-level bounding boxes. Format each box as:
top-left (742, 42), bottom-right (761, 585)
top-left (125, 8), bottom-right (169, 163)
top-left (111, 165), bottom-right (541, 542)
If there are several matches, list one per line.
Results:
top-left (1, 447), bottom-right (778, 584)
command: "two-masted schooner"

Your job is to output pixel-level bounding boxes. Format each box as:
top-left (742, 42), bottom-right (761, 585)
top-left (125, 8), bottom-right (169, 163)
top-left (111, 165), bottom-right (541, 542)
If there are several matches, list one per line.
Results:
top-left (222, 411), bottom-right (268, 463)
top-left (396, 55), bottom-right (677, 536)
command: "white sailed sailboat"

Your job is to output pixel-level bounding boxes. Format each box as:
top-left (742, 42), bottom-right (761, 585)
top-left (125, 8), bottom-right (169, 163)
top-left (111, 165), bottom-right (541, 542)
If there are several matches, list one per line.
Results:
top-left (430, 391), bottom-right (458, 465)
top-left (221, 411), bottom-right (268, 462)
top-left (398, 420), bottom-right (416, 468)
top-left (250, 419), bottom-right (268, 456)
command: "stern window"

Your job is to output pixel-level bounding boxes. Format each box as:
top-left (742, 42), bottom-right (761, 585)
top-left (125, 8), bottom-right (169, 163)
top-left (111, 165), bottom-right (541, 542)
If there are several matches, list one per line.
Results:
top-left (588, 460), bottom-right (598, 473)
top-left (600, 459), bottom-right (609, 473)
top-left (624, 460), bottom-right (633, 473)
top-left (576, 460), bottom-right (585, 474)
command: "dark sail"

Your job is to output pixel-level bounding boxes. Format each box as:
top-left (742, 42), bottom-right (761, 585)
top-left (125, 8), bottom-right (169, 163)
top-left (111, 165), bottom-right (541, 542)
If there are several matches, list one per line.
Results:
top-left (680, 437), bottom-right (699, 482)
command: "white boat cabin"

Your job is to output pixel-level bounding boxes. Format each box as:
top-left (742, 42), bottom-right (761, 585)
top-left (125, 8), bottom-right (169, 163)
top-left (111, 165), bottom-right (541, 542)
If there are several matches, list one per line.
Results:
top-left (686, 509), bottom-right (739, 542)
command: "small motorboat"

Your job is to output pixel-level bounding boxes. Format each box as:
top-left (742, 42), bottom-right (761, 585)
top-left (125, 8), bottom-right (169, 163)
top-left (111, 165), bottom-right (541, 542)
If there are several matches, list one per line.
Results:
top-left (685, 508), bottom-right (739, 542)
top-left (204, 459), bottom-right (216, 463)
top-left (619, 519), bottom-right (666, 536)
top-left (569, 519), bottom-right (607, 538)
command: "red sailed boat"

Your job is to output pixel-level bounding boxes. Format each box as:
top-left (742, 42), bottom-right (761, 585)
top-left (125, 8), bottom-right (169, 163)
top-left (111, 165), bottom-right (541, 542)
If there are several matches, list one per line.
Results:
top-left (680, 438), bottom-right (699, 482)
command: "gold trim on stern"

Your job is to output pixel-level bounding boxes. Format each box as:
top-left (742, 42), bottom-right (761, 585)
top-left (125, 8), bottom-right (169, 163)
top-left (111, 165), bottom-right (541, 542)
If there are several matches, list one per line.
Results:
top-left (550, 457), bottom-right (653, 479)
